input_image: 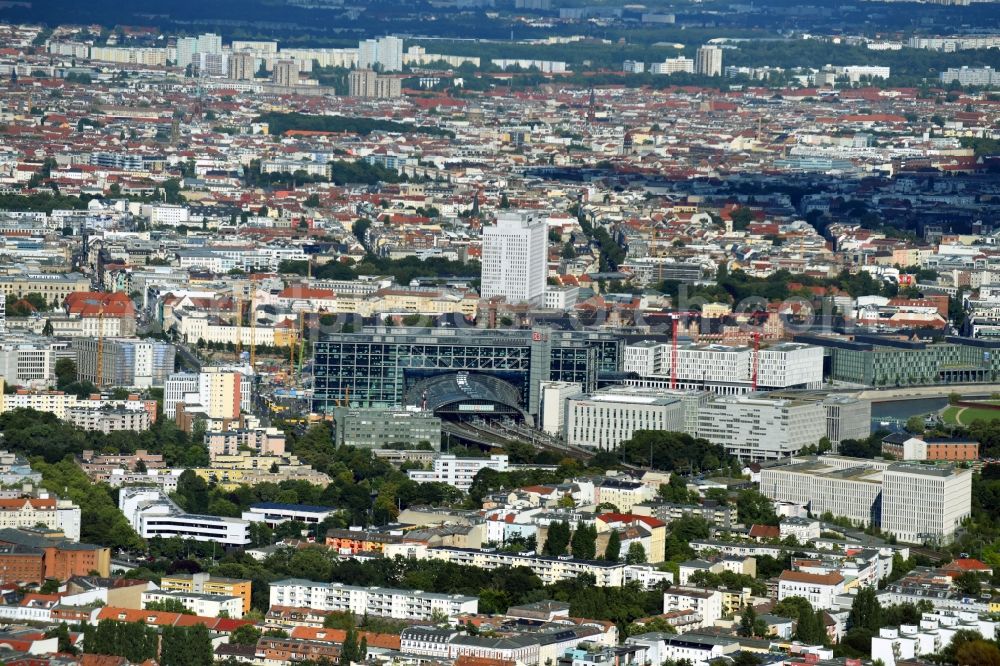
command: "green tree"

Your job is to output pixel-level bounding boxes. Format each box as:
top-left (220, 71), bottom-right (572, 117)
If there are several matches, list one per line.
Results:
top-left (228, 624), bottom-right (262, 646)
top-left (145, 598), bottom-right (194, 614)
top-left (604, 530), bottom-right (621, 561)
top-left (737, 489), bottom-right (778, 526)
top-left (849, 587), bottom-right (882, 633)
top-left (738, 606), bottom-right (768, 638)
top-left (544, 521), bottom-right (571, 556)
top-left (570, 521), bottom-right (597, 560)
top-left (55, 358), bottom-right (78, 389)
top-left (625, 542), bottom-right (646, 564)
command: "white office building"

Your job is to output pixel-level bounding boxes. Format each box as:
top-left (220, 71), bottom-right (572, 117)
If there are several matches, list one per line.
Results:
top-left (565, 392), bottom-right (686, 450)
top-left (760, 456), bottom-right (972, 544)
top-left (119, 487), bottom-right (250, 546)
top-left (697, 395), bottom-right (826, 460)
top-left (481, 211), bottom-right (548, 305)
top-left (622, 341), bottom-right (823, 394)
top-left (881, 464), bottom-right (972, 545)
top-left (269, 579), bottom-right (478, 620)
top-left (241, 502), bottom-right (337, 527)
top-left (407, 454), bottom-right (509, 492)
top-left (538, 381), bottom-right (583, 436)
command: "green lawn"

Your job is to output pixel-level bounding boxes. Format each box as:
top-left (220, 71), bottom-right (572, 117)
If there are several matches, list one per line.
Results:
top-left (942, 406), bottom-right (962, 425)
top-left (943, 405), bottom-right (1000, 426)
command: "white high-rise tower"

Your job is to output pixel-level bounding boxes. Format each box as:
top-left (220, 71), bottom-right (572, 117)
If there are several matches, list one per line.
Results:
top-left (481, 211), bottom-right (548, 305)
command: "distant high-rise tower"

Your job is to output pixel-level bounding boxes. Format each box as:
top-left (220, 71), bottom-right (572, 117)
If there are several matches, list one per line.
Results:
top-left (481, 211), bottom-right (548, 305)
top-left (196, 32), bottom-right (222, 55)
top-left (376, 36), bottom-right (403, 72)
top-left (358, 39), bottom-right (379, 70)
top-left (272, 60), bottom-right (298, 87)
top-left (176, 37), bottom-right (198, 68)
top-left (695, 46), bottom-right (723, 77)
top-left (357, 36), bottom-right (403, 72)
top-left (228, 51), bottom-right (257, 80)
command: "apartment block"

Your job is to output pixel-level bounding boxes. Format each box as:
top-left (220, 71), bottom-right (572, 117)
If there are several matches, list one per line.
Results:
top-left (269, 579), bottom-right (478, 620)
top-left (160, 572), bottom-right (252, 614)
top-left (142, 589), bottom-right (243, 618)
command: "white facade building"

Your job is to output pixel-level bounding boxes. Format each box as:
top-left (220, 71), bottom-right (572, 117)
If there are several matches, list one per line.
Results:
top-left (695, 46), bottom-right (723, 76)
top-left (623, 341), bottom-right (823, 393)
top-left (697, 395), bottom-right (826, 460)
top-left (538, 381), bottom-right (583, 436)
top-left (481, 211), bottom-right (548, 305)
top-left (269, 579), bottom-right (478, 620)
top-left (881, 464), bottom-right (972, 545)
top-left (565, 393), bottom-right (685, 450)
top-left (407, 454), bottom-right (509, 491)
top-left (119, 487), bottom-right (250, 546)
top-left (141, 590), bottom-right (243, 618)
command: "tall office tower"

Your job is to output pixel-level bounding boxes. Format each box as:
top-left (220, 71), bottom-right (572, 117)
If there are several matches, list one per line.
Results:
top-left (348, 69), bottom-right (377, 97)
top-left (175, 37), bottom-right (198, 68)
top-left (272, 60), bottom-right (298, 87)
top-left (376, 36), bottom-right (403, 72)
top-left (695, 46), bottom-right (723, 76)
top-left (196, 33), bottom-right (223, 55)
top-left (358, 39), bottom-right (379, 69)
top-left (481, 211), bottom-right (548, 305)
top-left (228, 51), bottom-right (257, 80)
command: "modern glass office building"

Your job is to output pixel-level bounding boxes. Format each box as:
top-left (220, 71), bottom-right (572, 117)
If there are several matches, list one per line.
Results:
top-left (311, 326), bottom-right (621, 418)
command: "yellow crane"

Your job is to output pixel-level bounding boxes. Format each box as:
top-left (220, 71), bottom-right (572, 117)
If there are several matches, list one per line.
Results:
top-left (249, 293), bottom-right (257, 370)
top-left (234, 297), bottom-right (243, 356)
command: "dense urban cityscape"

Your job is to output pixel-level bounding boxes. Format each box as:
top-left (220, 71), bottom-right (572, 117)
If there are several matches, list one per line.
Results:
top-left (0, 0), bottom-right (996, 664)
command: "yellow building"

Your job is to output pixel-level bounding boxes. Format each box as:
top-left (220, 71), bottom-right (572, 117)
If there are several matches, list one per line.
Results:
top-left (160, 572), bottom-right (252, 614)
top-left (193, 452), bottom-right (331, 490)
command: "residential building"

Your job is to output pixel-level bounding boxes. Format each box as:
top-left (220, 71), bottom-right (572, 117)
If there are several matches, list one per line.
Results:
top-left (272, 60), bottom-right (298, 87)
top-left (228, 51), bottom-right (257, 80)
top-left (662, 588), bottom-right (723, 628)
top-left (0, 496), bottom-right (81, 541)
top-left (695, 46), bottom-right (723, 76)
top-left (408, 455), bottom-right (509, 491)
top-left (142, 589), bottom-right (243, 618)
top-left (777, 571), bottom-right (846, 611)
top-left (159, 572), bottom-right (252, 614)
top-left (206, 427), bottom-right (286, 457)
top-left (269, 578), bottom-right (478, 620)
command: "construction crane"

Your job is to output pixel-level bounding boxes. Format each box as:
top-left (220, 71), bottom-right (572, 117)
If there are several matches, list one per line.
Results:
top-left (750, 331), bottom-right (762, 391)
top-left (670, 315), bottom-right (679, 390)
top-left (96, 305), bottom-right (105, 387)
top-left (234, 297), bottom-right (243, 356)
top-left (249, 294), bottom-right (257, 370)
